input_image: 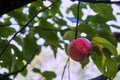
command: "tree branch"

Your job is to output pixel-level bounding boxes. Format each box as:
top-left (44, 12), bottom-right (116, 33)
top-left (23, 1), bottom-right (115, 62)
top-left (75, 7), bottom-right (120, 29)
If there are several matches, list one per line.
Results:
top-left (0, 0), bottom-right (38, 16)
top-left (0, 74), bottom-right (12, 80)
top-left (71, 0), bottom-right (120, 4)
top-left (89, 75), bottom-right (108, 80)
top-left (81, 0), bottom-right (120, 4)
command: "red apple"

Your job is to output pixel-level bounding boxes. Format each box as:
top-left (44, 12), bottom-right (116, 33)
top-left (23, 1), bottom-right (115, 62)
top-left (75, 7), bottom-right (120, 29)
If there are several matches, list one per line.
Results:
top-left (67, 38), bottom-right (92, 62)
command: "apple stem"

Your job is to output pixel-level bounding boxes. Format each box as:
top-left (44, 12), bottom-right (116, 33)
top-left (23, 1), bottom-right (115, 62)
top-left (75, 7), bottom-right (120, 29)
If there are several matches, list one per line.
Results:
top-left (75, 0), bottom-right (81, 39)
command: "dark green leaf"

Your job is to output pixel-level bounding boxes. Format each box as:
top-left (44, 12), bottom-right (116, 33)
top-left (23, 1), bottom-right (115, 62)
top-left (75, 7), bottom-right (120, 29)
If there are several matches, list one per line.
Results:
top-left (21, 68), bottom-right (28, 76)
top-left (8, 10), bottom-right (28, 25)
top-left (0, 27), bottom-right (15, 38)
top-left (34, 19), bottom-right (60, 55)
top-left (80, 57), bottom-right (90, 68)
top-left (42, 71), bottom-right (56, 80)
top-left (32, 68), bottom-right (41, 73)
top-left (23, 32), bottom-right (38, 61)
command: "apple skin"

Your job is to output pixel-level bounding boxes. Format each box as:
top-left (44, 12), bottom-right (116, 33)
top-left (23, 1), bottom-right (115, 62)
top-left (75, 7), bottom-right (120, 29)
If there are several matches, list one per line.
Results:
top-left (67, 38), bottom-right (92, 62)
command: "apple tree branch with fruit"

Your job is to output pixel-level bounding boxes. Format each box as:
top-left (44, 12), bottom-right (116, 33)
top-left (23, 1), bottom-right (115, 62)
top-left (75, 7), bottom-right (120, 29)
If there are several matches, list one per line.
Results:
top-left (0, 0), bottom-right (120, 80)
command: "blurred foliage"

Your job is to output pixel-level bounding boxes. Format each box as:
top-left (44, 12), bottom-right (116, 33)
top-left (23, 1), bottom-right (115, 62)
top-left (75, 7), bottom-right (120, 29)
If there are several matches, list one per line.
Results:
top-left (0, 0), bottom-right (120, 79)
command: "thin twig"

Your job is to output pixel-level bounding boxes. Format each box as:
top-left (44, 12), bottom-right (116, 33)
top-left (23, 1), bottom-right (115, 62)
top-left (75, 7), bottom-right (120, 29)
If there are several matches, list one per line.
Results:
top-left (61, 58), bottom-right (69, 80)
top-left (79, 0), bottom-right (120, 4)
top-left (75, 0), bottom-right (80, 39)
top-left (68, 57), bottom-right (70, 80)
top-left (0, 0), bottom-right (60, 58)
top-left (5, 47), bottom-right (40, 76)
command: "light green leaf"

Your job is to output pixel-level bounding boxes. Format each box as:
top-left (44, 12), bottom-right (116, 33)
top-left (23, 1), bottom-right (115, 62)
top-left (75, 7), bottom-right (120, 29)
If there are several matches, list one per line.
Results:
top-left (63, 31), bottom-right (75, 41)
top-left (91, 36), bottom-right (118, 78)
top-left (92, 36), bottom-right (117, 55)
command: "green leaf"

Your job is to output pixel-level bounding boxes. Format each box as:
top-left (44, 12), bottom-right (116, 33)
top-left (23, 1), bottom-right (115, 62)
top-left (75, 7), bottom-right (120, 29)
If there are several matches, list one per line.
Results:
top-left (90, 4), bottom-right (115, 20)
top-left (91, 47), bottom-right (103, 73)
top-left (92, 36), bottom-right (117, 55)
top-left (53, 17), bottom-right (67, 26)
top-left (50, 0), bottom-right (62, 16)
top-left (91, 36), bottom-right (118, 78)
top-left (67, 3), bottom-right (85, 18)
top-left (0, 27), bottom-right (15, 38)
top-left (42, 71), bottom-right (56, 80)
top-left (32, 68), bottom-right (41, 73)
top-left (87, 14), bottom-right (108, 24)
top-left (8, 10), bottom-right (28, 25)
top-left (34, 19), bottom-right (60, 55)
top-left (29, 5), bottom-right (38, 19)
top-left (80, 57), bottom-right (90, 68)
top-left (21, 68), bottom-right (28, 76)
top-left (63, 31), bottom-right (75, 41)
top-left (23, 32), bottom-right (38, 61)
top-left (91, 47), bottom-right (118, 79)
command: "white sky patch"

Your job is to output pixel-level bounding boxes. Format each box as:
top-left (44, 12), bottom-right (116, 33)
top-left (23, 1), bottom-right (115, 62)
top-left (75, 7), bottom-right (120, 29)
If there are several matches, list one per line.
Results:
top-left (10, 18), bottom-right (20, 31)
top-left (37, 13), bottom-right (42, 17)
top-left (11, 48), bottom-right (15, 55)
top-left (22, 7), bottom-right (29, 15)
top-left (10, 40), bottom-right (22, 51)
top-left (16, 57), bottom-right (18, 60)
top-left (60, 0), bottom-right (76, 17)
top-left (33, 22), bottom-right (39, 26)
top-left (0, 68), bottom-right (8, 74)
top-left (80, 32), bottom-right (87, 37)
top-left (36, 38), bottom-right (45, 46)
top-left (82, 5), bottom-right (97, 20)
top-left (54, 23), bottom-right (59, 28)
top-left (34, 34), bottom-right (40, 39)
top-left (0, 60), bottom-right (3, 63)
top-left (0, 14), bottom-right (8, 22)
top-left (110, 26), bottom-right (120, 32)
top-left (61, 26), bottom-right (68, 30)
top-left (111, 0), bottom-right (120, 1)
top-left (47, 18), bottom-right (54, 24)
top-left (43, 1), bottom-right (51, 7)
